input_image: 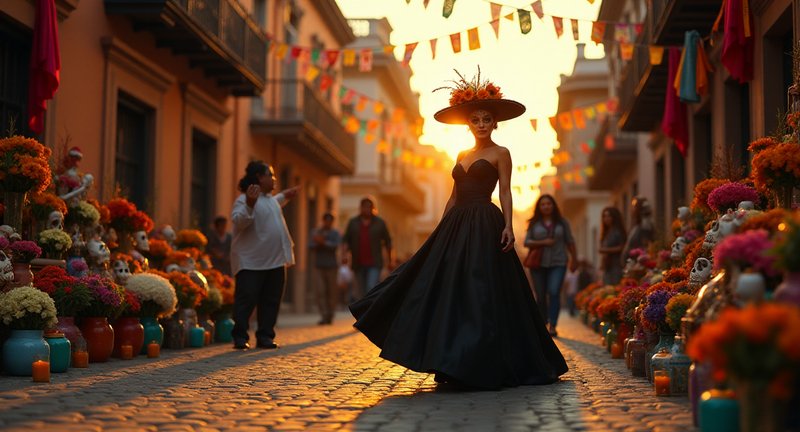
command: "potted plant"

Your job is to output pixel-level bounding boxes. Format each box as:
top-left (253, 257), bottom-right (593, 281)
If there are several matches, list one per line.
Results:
top-left (37, 229), bottom-right (73, 261)
top-left (33, 265), bottom-right (92, 347)
top-left (77, 274), bottom-right (126, 362)
top-left (0, 285), bottom-right (58, 375)
top-left (0, 136), bottom-right (52, 232)
top-left (112, 289), bottom-right (143, 358)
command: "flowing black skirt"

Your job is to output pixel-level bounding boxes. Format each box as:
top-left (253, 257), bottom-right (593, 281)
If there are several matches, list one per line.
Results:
top-left (350, 202), bottom-right (568, 389)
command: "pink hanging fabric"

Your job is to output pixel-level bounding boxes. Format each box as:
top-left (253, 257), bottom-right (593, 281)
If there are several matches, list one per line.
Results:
top-left (662, 48), bottom-right (689, 157)
top-left (27, 0), bottom-right (61, 134)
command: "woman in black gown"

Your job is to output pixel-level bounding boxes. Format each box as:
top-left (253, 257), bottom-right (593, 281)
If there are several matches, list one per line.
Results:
top-left (349, 78), bottom-right (568, 390)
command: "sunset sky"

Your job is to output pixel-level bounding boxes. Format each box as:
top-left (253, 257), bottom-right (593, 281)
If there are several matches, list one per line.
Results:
top-left (336, 0), bottom-right (604, 210)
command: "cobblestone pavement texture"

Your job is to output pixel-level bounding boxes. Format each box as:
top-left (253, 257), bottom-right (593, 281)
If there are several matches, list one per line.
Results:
top-left (0, 311), bottom-right (694, 431)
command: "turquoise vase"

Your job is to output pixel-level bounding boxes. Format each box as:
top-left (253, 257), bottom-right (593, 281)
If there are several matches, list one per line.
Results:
top-left (140, 317), bottom-right (164, 354)
top-left (214, 314), bottom-right (234, 343)
top-left (189, 326), bottom-right (205, 348)
top-left (2, 330), bottom-right (50, 376)
top-left (646, 333), bottom-right (674, 382)
top-left (699, 391), bottom-right (740, 432)
top-left (668, 336), bottom-right (692, 395)
top-left (44, 332), bottom-right (71, 373)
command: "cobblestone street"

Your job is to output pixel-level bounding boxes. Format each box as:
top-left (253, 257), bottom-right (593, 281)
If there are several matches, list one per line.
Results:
top-left (0, 312), bottom-right (694, 431)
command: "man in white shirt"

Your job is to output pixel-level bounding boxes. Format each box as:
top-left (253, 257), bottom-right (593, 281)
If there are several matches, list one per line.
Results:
top-left (230, 161), bottom-right (298, 350)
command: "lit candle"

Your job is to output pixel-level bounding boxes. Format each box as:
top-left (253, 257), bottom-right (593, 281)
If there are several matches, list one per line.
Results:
top-left (32, 360), bottom-right (50, 383)
top-left (120, 344), bottom-right (133, 360)
top-left (654, 370), bottom-right (671, 396)
top-left (147, 342), bottom-right (160, 358)
top-left (72, 351), bottom-right (89, 368)
top-left (204, 330), bottom-right (211, 346)
top-left (611, 342), bottom-right (624, 359)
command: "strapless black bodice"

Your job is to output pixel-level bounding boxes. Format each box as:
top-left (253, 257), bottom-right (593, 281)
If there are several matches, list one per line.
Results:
top-left (349, 159), bottom-right (568, 389)
top-left (452, 158), bottom-right (497, 206)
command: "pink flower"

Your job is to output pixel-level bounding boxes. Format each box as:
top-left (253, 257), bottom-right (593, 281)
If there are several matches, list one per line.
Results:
top-left (0, 236), bottom-right (8, 250)
top-left (713, 229), bottom-right (777, 276)
top-left (707, 182), bottom-right (759, 213)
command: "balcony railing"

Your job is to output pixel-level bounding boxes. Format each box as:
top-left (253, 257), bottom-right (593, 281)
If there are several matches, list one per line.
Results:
top-left (251, 80), bottom-right (355, 175)
top-left (105, 0), bottom-right (267, 95)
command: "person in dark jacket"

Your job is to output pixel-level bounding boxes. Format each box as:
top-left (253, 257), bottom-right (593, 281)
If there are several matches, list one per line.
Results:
top-left (341, 197), bottom-right (394, 300)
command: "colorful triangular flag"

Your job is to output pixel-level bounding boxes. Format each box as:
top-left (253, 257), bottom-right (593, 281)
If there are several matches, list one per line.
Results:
top-left (359, 49), bottom-right (373, 72)
top-left (532, 1), bottom-right (544, 20)
top-left (342, 49), bottom-right (357, 66)
top-left (430, 38), bottom-right (438, 59)
top-left (571, 19), bottom-right (580, 40)
top-left (443, 0), bottom-right (456, 18)
top-left (591, 22), bottom-right (606, 44)
top-left (467, 27), bottom-right (480, 50)
top-left (490, 3), bottom-right (502, 37)
top-left (530, 119), bottom-right (538, 131)
top-left (402, 42), bottom-right (418, 66)
top-left (552, 17), bottom-right (564, 38)
top-left (518, 9), bottom-right (532, 34)
top-left (649, 45), bottom-right (665, 65)
top-left (450, 32), bottom-right (462, 53)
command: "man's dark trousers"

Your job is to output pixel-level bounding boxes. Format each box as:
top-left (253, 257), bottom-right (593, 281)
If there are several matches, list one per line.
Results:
top-left (232, 267), bottom-right (285, 345)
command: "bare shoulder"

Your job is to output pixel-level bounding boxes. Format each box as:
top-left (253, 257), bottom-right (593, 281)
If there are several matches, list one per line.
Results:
top-left (493, 145), bottom-right (512, 162)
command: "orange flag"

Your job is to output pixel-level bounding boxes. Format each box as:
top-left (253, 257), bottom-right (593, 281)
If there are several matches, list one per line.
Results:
top-left (573, 109), bottom-right (586, 129)
top-left (591, 22), bottom-right (606, 44)
top-left (530, 119), bottom-right (538, 131)
top-left (402, 42), bottom-right (418, 66)
top-left (558, 112), bottom-right (573, 130)
top-left (552, 17), bottom-right (564, 38)
top-left (450, 32), bottom-right (462, 53)
top-left (467, 27), bottom-right (480, 50)
top-left (430, 38), bottom-right (438, 59)
top-left (649, 45), bottom-right (665, 65)
top-left (620, 43), bottom-right (634, 60)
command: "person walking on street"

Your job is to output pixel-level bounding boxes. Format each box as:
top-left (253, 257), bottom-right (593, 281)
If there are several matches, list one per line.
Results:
top-left (341, 197), bottom-right (394, 300)
top-left (524, 194), bottom-right (578, 337)
top-left (207, 216), bottom-right (232, 276)
top-left (230, 161), bottom-right (298, 350)
top-left (309, 213), bottom-right (342, 325)
top-left (599, 206), bottom-right (627, 285)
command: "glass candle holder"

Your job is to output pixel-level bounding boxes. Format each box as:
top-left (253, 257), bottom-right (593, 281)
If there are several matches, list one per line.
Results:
top-left (654, 369), bottom-right (671, 396)
top-left (147, 341), bottom-right (160, 358)
top-left (32, 355), bottom-right (50, 383)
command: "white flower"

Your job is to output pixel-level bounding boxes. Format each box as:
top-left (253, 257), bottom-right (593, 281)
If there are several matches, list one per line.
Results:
top-left (0, 285), bottom-right (58, 329)
top-left (126, 273), bottom-right (178, 317)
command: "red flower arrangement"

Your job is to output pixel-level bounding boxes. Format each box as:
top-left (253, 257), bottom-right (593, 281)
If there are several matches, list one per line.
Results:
top-left (107, 198), bottom-right (154, 233)
top-left (33, 265), bottom-right (92, 317)
top-left (706, 182), bottom-right (760, 213)
top-left (176, 229), bottom-right (208, 251)
top-left (713, 229), bottom-right (777, 276)
top-left (618, 286), bottom-right (646, 326)
top-left (663, 268), bottom-right (689, 284)
top-left (120, 289), bottom-right (142, 317)
top-left (687, 303), bottom-right (800, 398)
top-left (435, 68), bottom-right (504, 107)
top-left (596, 296), bottom-right (622, 325)
top-left (29, 192), bottom-right (67, 221)
top-left (9, 240), bottom-right (42, 263)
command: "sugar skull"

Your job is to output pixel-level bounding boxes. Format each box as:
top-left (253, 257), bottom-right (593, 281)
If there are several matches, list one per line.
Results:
top-left (112, 259), bottom-right (132, 285)
top-left (87, 238), bottom-right (111, 266)
top-left (689, 257), bottom-right (712, 287)
top-left (0, 250), bottom-right (14, 288)
top-left (134, 230), bottom-right (150, 251)
top-left (48, 211), bottom-right (64, 231)
top-left (670, 237), bottom-right (688, 260)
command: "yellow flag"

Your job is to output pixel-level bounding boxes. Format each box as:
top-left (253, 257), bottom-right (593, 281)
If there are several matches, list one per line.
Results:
top-left (467, 27), bottom-right (480, 50)
top-left (373, 101), bottom-right (385, 114)
top-left (304, 66), bottom-right (320, 82)
top-left (275, 43), bottom-right (289, 59)
top-left (343, 49), bottom-right (357, 66)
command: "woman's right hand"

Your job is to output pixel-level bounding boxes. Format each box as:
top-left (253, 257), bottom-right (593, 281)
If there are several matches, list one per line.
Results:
top-left (245, 184), bottom-right (260, 208)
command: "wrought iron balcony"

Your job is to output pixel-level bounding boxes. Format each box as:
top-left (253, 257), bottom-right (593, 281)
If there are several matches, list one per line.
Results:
top-left (378, 169), bottom-right (425, 214)
top-left (250, 80), bottom-right (355, 176)
top-left (105, 0), bottom-right (267, 95)
top-left (617, 8), bottom-right (668, 132)
top-left (589, 116), bottom-right (638, 190)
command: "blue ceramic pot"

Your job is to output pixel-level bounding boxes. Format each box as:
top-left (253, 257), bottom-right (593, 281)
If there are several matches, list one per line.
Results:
top-left (215, 314), bottom-right (234, 343)
top-left (2, 330), bottom-right (50, 376)
top-left (44, 332), bottom-right (71, 373)
top-left (189, 326), bottom-right (205, 348)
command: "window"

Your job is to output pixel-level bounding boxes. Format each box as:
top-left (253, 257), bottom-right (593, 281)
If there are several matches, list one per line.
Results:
top-left (0, 18), bottom-right (31, 136)
top-left (190, 129), bottom-right (217, 230)
top-left (115, 92), bottom-right (154, 212)
top-left (762, 7), bottom-right (793, 135)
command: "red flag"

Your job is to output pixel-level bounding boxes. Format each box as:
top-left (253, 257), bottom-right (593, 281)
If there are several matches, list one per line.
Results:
top-left (532, 1), bottom-right (544, 19)
top-left (402, 42), bottom-right (418, 66)
top-left (28, 0), bottom-right (61, 134)
top-left (591, 22), bottom-right (606, 44)
top-left (530, 119), bottom-right (538, 131)
top-left (490, 2), bottom-right (503, 31)
top-left (325, 50), bottom-right (340, 66)
top-left (290, 46), bottom-right (303, 59)
top-left (552, 17), bottom-right (564, 38)
top-left (580, 142), bottom-right (591, 154)
top-left (319, 75), bottom-right (333, 92)
top-left (359, 49), bottom-right (373, 72)
top-left (604, 134), bottom-right (616, 150)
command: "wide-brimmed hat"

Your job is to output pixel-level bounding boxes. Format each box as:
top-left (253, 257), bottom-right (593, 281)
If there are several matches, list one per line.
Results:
top-left (434, 98), bottom-right (526, 124)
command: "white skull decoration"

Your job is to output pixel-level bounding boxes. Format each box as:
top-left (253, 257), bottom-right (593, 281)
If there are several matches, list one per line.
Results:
top-left (737, 201), bottom-right (755, 211)
top-left (0, 225), bottom-right (22, 241)
top-left (670, 236), bottom-right (688, 260)
top-left (689, 257), bottom-right (713, 286)
top-left (47, 211), bottom-right (64, 231)
top-left (87, 238), bottom-right (111, 265)
top-left (703, 221), bottom-right (722, 250)
top-left (165, 263), bottom-right (181, 273)
top-left (162, 225), bottom-right (177, 245)
top-left (0, 250), bottom-right (14, 288)
top-left (112, 259), bottom-right (132, 285)
top-left (677, 206), bottom-right (690, 222)
top-left (134, 231), bottom-right (150, 251)
top-left (718, 210), bottom-right (744, 238)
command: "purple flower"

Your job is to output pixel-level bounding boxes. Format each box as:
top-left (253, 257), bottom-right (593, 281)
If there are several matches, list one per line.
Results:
top-left (713, 229), bottom-right (777, 276)
top-left (642, 289), bottom-right (674, 330)
top-left (707, 182), bottom-right (759, 213)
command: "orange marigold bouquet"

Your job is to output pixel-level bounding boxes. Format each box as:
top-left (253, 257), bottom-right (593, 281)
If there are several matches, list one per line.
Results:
top-left (596, 296), bottom-right (622, 326)
top-left (434, 68), bottom-right (503, 107)
top-left (737, 208), bottom-right (790, 233)
top-left (29, 191), bottom-right (67, 221)
top-left (750, 141), bottom-right (800, 193)
top-left (687, 303), bottom-right (800, 399)
top-left (175, 229), bottom-right (208, 251)
top-left (0, 136), bottom-right (52, 193)
top-left (164, 271), bottom-right (207, 309)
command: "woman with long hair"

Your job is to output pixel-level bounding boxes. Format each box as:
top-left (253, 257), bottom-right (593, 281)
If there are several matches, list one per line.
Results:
top-left (349, 73), bottom-right (567, 389)
top-left (599, 206), bottom-right (627, 285)
top-left (524, 194), bottom-right (578, 337)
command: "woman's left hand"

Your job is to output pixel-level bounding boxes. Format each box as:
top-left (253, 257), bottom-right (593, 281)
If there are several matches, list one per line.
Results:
top-left (501, 227), bottom-right (515, 252)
